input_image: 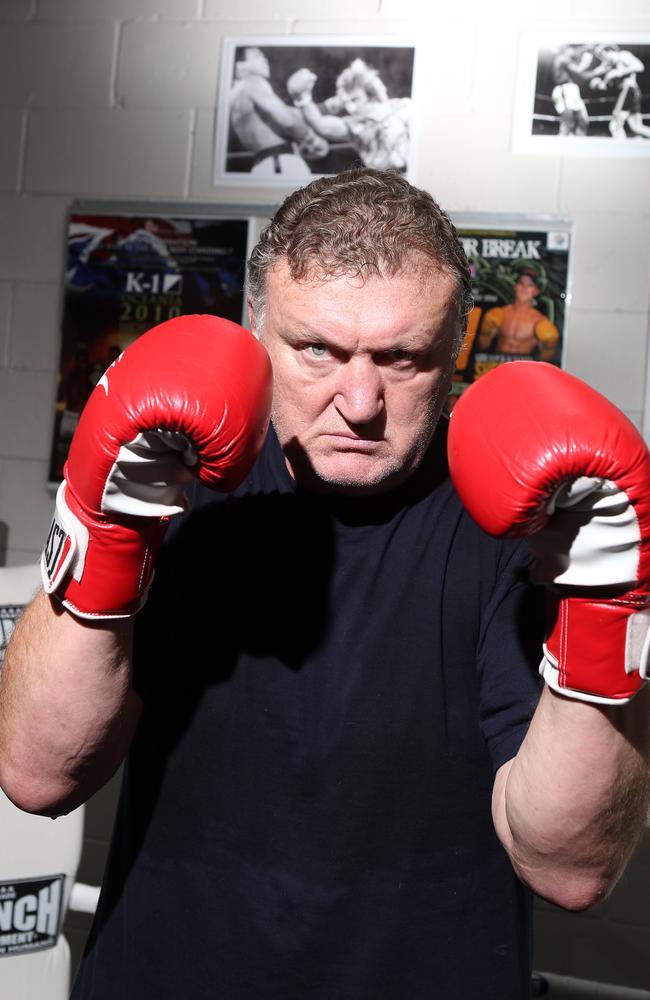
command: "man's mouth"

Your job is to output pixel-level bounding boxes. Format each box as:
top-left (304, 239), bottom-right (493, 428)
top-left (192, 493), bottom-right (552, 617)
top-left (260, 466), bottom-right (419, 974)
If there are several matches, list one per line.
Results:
top-left (325, 433), bottom-right (382, 450)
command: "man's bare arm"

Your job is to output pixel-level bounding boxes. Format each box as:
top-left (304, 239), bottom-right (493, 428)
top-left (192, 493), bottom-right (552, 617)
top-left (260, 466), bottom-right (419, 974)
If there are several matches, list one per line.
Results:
top-left (0, 590), bottom-right (141, 816)
top-left (286, 68), bottom-right (350, 142)
top-left (448, 361), bottom-right (650, 911)
top-left (493, 684), bottom-right (650, 910)
top-left (0, 319), bottom-right (272, 819)
top-left (299, 101), bottom-right (350, 142)
top-left (250, 77), bottom-right (313, 142)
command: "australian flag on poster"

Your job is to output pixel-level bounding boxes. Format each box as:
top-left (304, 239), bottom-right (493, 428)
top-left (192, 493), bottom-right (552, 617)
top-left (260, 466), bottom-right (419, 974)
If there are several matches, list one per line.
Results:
top-left (49, 210), bottom-right (251, 485)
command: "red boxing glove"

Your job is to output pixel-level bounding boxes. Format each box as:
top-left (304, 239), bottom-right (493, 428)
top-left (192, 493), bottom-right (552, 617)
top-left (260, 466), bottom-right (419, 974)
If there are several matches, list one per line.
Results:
top-left (448, 361), bottom-right (650, 705)
top-left (42, 315), bottom-right (272, 619)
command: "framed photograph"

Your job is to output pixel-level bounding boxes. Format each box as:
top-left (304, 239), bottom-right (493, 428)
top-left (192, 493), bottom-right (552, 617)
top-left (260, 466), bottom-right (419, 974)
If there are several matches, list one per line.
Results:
top-left (512, 33), bottom-right (650, 156)
top-left (48, 203), bottom-right (262, 486)
top-left (447, 214), bottom-right (573, 412)
top-left (213, 36), bottom-right (417, 186)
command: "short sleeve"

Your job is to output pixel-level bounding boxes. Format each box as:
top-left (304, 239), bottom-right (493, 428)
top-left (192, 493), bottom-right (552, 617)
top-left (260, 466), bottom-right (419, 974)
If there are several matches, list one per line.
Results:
top-left (476, 540), bottom-right (546, 772)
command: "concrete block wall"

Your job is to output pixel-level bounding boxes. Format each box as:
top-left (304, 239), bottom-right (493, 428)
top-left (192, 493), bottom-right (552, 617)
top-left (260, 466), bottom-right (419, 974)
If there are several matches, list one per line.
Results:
top-left (1, 0), bottom-right (649, 989)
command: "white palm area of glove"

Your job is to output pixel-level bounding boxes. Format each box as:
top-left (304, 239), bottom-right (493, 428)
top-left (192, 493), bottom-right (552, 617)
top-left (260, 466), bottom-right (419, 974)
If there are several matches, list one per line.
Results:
top-left (528, 476), bottom-right (640, 589)
top-left (101, 429), bottom-right (198, 518)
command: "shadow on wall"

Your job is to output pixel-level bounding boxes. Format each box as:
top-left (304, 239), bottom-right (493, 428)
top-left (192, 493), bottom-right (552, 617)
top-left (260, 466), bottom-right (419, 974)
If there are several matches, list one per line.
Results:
top-left (0, 522), bottom-right (7, 566)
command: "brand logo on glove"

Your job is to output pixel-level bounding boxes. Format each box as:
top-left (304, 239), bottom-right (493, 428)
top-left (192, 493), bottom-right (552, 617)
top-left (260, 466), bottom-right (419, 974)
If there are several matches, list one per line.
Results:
top-left (98, 351), bottom-right (124, 396)
top-left (43, 519), bottom-right (69, 583)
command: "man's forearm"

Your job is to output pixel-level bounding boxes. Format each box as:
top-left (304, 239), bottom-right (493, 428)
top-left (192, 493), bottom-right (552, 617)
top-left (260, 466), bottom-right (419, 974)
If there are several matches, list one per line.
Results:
top-left (493, 683), bottom-right (650, 910)
top-left (253, 89), bottom-right (313, 143)
top-left (450, 362), bottom-right (650, 909)
top-left (0, 590), bottom-right (140, 816)
top-left (300, 102), bottom-right (349, 141)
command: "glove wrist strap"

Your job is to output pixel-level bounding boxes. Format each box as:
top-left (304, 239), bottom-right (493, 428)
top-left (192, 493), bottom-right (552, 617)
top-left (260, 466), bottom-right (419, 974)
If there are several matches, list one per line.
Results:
top-left (41, 482), bottom-right (165, 620)
top-left (541, 595), bottom-right (650, 703)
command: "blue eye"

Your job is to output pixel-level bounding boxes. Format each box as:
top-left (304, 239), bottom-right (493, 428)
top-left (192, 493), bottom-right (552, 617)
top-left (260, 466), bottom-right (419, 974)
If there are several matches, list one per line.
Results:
top-left (308, 344), bottom-right (328, 358)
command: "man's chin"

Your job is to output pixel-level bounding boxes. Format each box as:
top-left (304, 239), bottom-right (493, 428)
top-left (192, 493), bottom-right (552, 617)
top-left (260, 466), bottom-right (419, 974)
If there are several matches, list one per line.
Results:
top-left (302, 453), bottom-right (409, 496)
top-left (282, 435), bottom-right (427, 496)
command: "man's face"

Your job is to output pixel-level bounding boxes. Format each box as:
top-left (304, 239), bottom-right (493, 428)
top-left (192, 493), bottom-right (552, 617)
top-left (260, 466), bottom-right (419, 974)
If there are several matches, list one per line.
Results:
top-left (244, 48), bottom-right (270, 78)
top-left (251, 259), bottom-right (459, 496)
top-left (514, 274), bottom-right (539, 303)
top-left (339, 84), bottom-right (371, 116)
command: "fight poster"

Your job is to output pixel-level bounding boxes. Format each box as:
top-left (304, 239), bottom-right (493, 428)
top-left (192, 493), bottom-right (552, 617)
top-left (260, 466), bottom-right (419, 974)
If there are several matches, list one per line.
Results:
top-left (49, 207), bottom-right (252, 485)
top-left (448, 216), bottom-right (572, 413)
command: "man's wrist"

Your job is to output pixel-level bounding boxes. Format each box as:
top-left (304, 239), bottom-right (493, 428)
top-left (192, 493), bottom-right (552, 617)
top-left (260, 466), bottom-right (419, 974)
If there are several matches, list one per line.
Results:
top-left (293, 95), bottom-right (315, 109)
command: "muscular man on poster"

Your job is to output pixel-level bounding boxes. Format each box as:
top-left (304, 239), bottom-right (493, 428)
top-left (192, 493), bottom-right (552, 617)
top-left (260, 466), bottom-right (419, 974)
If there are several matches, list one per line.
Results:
top-left (476, 269), bottom-right (560, 361)
top-left (229, 47), bottom-right (328, 178)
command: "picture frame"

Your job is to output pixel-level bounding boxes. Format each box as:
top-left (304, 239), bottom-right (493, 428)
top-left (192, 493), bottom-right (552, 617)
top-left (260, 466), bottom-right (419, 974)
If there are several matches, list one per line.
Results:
top-left (213, 36), bottom-right (418, 187)
top-left (512, 32), bottom-right (650, 157)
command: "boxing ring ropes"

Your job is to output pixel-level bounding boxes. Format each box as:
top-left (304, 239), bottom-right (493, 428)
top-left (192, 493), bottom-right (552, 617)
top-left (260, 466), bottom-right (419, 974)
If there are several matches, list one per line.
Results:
top-left (533, 89), bottom-right (650, 135)
top-left (225, 140), bottom-right (362, 172)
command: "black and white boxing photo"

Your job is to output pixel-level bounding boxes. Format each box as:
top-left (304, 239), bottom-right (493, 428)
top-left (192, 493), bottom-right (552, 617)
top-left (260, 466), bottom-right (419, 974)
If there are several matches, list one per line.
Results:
top-left (213, 37), bottom-right (417, 184)
top-left (512, 31), bottom-right (650, 155)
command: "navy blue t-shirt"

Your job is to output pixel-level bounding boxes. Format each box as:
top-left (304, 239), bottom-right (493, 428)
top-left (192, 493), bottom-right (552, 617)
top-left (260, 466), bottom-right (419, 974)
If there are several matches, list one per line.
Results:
top-left (73, 420), bottom-right (545, 999)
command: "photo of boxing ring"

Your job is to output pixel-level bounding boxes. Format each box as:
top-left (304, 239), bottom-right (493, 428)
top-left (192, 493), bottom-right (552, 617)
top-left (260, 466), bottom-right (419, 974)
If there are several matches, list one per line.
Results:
top-left (512, 33), bottom-right (650, 156)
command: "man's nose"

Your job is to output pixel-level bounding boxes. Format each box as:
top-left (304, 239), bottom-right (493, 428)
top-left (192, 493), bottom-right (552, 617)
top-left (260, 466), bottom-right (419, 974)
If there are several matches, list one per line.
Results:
top-left (334, 358), bottom-right (385, 425)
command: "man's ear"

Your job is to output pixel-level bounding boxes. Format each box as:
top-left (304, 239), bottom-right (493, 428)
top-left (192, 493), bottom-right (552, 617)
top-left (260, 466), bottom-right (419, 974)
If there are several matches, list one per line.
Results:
top-left (247, 297), bottom-right (260, 340)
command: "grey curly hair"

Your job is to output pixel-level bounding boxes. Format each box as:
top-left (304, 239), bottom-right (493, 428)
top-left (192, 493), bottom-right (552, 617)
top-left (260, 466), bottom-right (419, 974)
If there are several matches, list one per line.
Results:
top-left (247, 167), bottom-right (473, 353)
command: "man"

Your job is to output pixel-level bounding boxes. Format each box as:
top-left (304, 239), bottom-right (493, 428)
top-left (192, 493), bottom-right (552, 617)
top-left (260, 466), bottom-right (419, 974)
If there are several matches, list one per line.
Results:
top-left (228, 46), bottom-right (328, 178)
top-left (551, 45), bottom-right (589, 136)
top-left (476, 268), bottom-right (560, 361)
top-left (287, 59), bottom-right (412, 171)
top-left (588, 45), bottom-right (650, 140)
top-left (2, 169), bottom-right (650, 999)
